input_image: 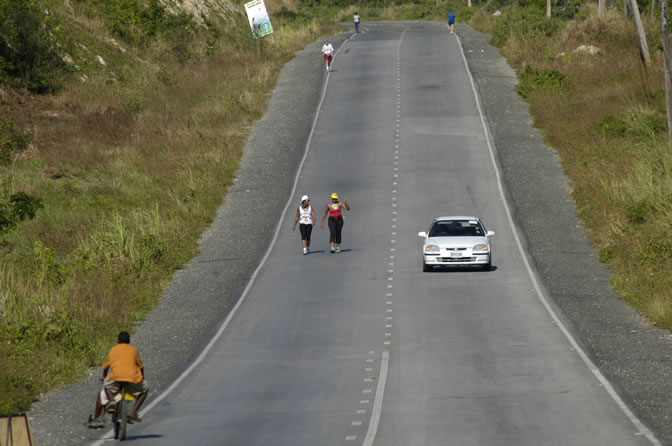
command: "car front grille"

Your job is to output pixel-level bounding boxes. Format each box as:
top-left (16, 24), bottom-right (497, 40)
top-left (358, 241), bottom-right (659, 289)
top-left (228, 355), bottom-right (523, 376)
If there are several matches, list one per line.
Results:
top-left (438, 257), bottom-right (477, 263)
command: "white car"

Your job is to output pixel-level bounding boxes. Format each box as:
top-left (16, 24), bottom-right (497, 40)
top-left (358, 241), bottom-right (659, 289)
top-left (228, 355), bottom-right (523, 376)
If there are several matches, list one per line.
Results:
top-left (418, 216), bottom-right (494, 272)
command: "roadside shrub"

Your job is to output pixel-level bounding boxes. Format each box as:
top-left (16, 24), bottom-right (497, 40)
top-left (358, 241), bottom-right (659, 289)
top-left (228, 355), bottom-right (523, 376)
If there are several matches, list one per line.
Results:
top-left (0, 192), bottom-right (43, 235)
top-left (0, 0), bottom-right (68, 93)
top-left (276, 6), bottom-right (312, 24)
top-left (594, 115), bottom-right (628, 138)
top-left (516, 65), bottom-right (568, 98)
top-left (491, 7), bottom-right (562, 47)
top-left (0, 120), bottom-right (30, 165)
top-left (593, 106), bottom-right (666, 139)
top-left (634, 234), bottom-right (672, 265)
top-left (599, 244), bottom-right (614, 263)
top-left (623, 105), bottom-right (666, 138)
top-left (625, 199), bottom-right (650, 224)
top-left (74, 0), bottom-right (196, 49)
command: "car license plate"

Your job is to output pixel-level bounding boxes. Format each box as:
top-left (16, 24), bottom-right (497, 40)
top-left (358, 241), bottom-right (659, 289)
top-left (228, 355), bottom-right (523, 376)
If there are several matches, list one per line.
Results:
top-left (449, 252), bottom-right (462, 257)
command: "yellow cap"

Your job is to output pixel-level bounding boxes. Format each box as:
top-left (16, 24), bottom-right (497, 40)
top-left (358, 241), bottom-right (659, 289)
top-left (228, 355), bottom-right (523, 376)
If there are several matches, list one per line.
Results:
top-left (330, 192), bottom-right (339, 199)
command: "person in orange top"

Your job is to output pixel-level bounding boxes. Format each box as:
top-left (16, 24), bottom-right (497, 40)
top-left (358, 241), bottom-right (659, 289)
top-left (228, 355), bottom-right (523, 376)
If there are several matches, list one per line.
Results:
top-left (87, 331), bottom-right (149, 429)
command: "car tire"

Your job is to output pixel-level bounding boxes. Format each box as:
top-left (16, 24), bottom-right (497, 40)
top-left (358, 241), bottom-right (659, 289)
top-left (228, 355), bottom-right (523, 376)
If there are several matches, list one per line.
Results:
top-left (481, 259), bottom-right (491, 271)
top-left (423, 262), bottom-right (431, 272)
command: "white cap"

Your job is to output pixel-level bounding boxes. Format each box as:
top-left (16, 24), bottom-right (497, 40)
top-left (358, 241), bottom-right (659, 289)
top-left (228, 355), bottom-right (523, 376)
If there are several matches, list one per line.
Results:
top-left (301, 195), bottom-right (310, 202)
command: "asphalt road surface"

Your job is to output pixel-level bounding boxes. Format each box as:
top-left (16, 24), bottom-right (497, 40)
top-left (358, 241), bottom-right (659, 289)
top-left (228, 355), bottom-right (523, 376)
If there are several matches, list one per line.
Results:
top-left (89, 22), bottom-right (658, 446)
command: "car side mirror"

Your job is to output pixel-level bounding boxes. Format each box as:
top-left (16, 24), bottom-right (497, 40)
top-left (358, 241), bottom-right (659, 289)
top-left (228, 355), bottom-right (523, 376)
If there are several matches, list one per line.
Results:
top-left (418, 231), bottom-right (427, 238)
top-left (486, 231), bottom-right (495, 237)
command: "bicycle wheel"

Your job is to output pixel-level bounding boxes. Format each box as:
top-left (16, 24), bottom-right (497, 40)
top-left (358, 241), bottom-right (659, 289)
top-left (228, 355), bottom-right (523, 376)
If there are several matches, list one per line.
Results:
top-left (118, 397), bottom-right (128, 441)
top-left (112, 401), bottom-right (120, 439)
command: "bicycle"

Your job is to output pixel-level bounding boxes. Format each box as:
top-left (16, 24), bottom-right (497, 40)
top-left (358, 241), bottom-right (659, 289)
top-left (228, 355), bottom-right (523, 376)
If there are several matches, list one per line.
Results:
top-left (107, 383), bottom-right (137, 441)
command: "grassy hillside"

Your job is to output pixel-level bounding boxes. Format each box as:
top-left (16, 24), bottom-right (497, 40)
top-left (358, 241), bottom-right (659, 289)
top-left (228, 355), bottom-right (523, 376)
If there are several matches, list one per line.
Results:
top-left (0, 0), bottom-right (340, 413)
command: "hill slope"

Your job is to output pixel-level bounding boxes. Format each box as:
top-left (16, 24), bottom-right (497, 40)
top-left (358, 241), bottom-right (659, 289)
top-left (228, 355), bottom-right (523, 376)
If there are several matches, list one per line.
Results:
top-left (0, 0), bottom-right (336, 413)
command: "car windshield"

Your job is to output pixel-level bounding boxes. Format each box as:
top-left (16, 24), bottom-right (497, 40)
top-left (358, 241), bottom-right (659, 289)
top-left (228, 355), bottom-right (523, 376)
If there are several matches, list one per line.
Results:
top-left (429, 220), bottom-right (484, 237)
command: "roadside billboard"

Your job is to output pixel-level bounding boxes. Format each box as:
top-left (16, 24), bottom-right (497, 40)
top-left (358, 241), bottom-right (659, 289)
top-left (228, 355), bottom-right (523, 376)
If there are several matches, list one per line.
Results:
top-left (244, 0), bottom-right (273, 38)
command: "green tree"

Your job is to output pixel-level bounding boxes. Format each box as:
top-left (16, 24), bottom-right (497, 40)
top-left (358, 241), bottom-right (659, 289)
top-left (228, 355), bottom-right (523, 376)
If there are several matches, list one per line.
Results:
top-left (0, 0), bottom-right (68, 93)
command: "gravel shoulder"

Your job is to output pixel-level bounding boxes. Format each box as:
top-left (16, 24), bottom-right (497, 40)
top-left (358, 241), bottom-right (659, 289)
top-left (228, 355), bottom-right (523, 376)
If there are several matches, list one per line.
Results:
top-left (27, 23), bottom-right (672, 446)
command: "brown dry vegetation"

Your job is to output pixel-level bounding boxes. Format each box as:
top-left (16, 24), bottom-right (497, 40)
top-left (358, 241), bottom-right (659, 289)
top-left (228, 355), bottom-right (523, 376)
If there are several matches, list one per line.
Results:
top-left (473, 5), bottom-right (672, 327)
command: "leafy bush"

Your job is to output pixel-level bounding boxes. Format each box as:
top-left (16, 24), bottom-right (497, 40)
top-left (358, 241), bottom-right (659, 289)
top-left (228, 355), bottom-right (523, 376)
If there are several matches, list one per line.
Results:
top-left (491, 7), bottom-right (562, 47)
top-left (0, 192), bottom-right (43, 235)
top-left (275, 6), bottom-right (312, 24)
top-left (594, 107), bottom-right (665, 139)
top-left (623, 105), bottom-right (666, 138)
top-left (516, 65), bottom-right (568, 98)
top-left (0, 120), bottom-right (30, 165)
top-left (634, 234), bottom-right (672, 265)
top-left (594, 115), bottom-right (628, 138)
top-left (0, 0), bottom-right (68, 93)
top-left (599, 244), bottom-right (614, 263)
top-left (74, 0), bottom-right (196, 49)
top-left (625, 199), bottom-right (650, 224)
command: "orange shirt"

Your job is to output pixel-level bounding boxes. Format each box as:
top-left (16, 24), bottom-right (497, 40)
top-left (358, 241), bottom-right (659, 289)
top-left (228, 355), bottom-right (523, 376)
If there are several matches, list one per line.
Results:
top-left (103, 343), bottom-right (144, 384)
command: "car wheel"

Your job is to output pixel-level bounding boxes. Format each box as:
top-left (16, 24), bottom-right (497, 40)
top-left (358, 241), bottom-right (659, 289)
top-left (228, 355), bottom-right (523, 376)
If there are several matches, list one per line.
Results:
top-left (482, 259), bottom-right (491, 271)
top-left (423, 262), bottom-right (432, 272)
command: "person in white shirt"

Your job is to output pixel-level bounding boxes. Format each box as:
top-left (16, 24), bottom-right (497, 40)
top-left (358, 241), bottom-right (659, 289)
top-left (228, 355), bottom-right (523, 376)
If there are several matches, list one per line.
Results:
top-left (321, 41), bottom-right (335, 71)
top-left (292, 195), bottom-right (316, 255)
top-left (353, 13), bottom-right (360, 33)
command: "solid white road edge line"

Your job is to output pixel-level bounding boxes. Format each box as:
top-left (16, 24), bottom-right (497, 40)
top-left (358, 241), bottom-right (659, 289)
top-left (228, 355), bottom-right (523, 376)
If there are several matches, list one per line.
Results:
top-left (362, 351), bottom-right (390, 446)
top-left (453, 27), bottom-right (662, 446)
top-left (90, 34), bottom-right (354, 446)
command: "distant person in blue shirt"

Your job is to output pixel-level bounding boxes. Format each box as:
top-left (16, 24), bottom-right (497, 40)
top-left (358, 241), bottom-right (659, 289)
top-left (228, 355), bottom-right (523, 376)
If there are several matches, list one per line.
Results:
top-left (448, 9), bottom-right (456, 34)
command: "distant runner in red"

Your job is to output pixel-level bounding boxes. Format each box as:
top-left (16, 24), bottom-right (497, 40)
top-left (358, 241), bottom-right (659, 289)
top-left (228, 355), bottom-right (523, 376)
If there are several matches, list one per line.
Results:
top-left (322, 40), bottom-right (335, 72)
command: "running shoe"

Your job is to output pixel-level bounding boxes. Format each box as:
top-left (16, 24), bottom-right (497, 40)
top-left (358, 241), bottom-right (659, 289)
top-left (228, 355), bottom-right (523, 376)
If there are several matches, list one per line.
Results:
top-left (303, 248), bottom-right (308, 255)
top-left (336, 247), bottom-right (341, 253)
top-left (330, 246), bottom-right (335, 253)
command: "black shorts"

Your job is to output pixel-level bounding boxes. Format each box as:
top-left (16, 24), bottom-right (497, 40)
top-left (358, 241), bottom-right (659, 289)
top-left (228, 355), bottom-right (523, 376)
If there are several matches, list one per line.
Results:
top-left (299, 223), bottom-right (313, 241)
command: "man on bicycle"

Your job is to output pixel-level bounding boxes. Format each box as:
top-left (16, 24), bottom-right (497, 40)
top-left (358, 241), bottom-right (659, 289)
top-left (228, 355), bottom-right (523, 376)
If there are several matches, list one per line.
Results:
top-left (87, 331), bottom-right (149, 428)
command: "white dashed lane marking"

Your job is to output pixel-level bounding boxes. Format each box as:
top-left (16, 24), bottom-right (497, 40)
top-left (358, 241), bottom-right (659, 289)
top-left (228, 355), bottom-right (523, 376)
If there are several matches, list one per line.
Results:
top-left (355, 29), bottom-right (406, 446)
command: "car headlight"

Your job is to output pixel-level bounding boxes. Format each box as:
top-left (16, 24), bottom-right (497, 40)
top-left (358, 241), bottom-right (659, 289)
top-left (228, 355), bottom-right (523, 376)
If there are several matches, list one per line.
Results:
top-left (425, 245), bottom-right (440, 253)
top-left (472, 244), bottom-right (488, 252)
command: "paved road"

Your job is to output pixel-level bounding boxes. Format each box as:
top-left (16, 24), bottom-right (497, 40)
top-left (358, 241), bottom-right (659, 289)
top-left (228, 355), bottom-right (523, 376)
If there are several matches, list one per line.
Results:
top-left (89, 22), bottom-right (657, 445)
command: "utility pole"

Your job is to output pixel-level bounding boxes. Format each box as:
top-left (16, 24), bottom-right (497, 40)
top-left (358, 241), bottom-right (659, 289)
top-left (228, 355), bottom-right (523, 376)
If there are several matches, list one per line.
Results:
top-left (630, 0), bottom-right (651, 66)
top-left (599, 0), bottom-right (606, 17)
top-left (625, 0), bottom-right (629, 19)
top-left (547, 0), bottom-right (551, 17)
top-left (663, 0), bottom-right (672, 144)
